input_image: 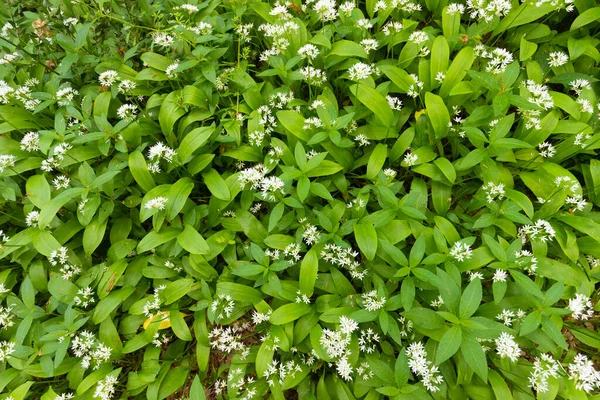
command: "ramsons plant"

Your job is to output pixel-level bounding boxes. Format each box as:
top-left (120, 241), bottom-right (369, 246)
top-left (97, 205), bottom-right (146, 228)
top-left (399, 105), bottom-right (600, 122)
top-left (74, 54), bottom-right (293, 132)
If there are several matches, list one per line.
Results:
top-left (0, 0), bottom-right (599, 399)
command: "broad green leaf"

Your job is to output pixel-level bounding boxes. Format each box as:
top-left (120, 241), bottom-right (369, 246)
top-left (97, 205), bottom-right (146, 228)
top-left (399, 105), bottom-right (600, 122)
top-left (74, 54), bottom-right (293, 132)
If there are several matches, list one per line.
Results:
top-left (349, 84), bottom-right (394, 127)
top-left (440, 47), bottom-right (474, 98)
top-left (166, 177), bottom-right (194, 220)
top-left (202, 169), bottom-right (231, 201)
top-left (129, 150), bottom-right (156, 192)
top-left (328, 40), bottom-right (368, 58)
top-left (354, 223), bottom-right (378, 261)
top-left (461, 335), bottom-right (488, 381)
top-left (271, 303), bottom-right (312, 325)
top-left (178, 126), bottom-right (214, 163)
top-left (425, 92), bottom-right (450, 139)
top-left (459, 279), bottom-right (482, 319)
top-left (366, 144), bottom-right (387, 180)
top-left (299, 248), bottom-right (318, 296)
top-left (178, 224), bottom-right (210, 255)
top-left (436, 325), bottom-right (462, 364)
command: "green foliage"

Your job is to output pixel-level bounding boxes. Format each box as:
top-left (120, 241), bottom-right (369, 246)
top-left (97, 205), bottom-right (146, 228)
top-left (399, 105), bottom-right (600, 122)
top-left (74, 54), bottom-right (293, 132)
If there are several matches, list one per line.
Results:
top-left (0, 0), bottom-right (599, 399)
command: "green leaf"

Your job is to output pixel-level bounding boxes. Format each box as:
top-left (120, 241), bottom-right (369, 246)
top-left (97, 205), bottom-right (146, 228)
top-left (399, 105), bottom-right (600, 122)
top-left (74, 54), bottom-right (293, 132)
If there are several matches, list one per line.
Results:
top-left (459, 279), bottom-right (482, 319)
top-left (349, 84), bottom-right (394, 127)
top-left (436, 325), bottom-right (462, 364)
top-left (354, 223), bottom-right (378, 261)
top-left (277, 110), bottom-right (310, 141)
top-left (202, 169), bottom-right (231, 201)
top-left (216, 282), bottom-right (263, 304)
top-left (129, 150), bottom-right (156, 192)
top-left (26, 175), bottom-right (51, 209)
top-left (440, 47), bottom-right (474, 98)
top-left (510, 270), bottom-right (544, 299)
top-left (461, 335), bottom-right (488, 381)
top-left (189, 376), bottom-right (207, 400)
top-left (571, 7), bottom-right (600, 31)
top-left (237, 210), bottom-right (268, 245)
top-left (93, 286), bottom-right (135, 324)
top-left (430, 36), bottom-right (449, 85)
top-left (178, 126), bottom-right (214, 163)
top-left (166, 178), bottom-right (194, 220)
top-left (159, 91), bottom-right (186, 141)
top-left (425, 92), bottom-right (450, 140)
top-left (299, 248), bottom-right (318, 296)
top-left (271, 303), bottom-right (312, 325)
top-left (137, 228), bottom-right (180, 253)
top-left (38, 188), bottom-right (86, 228)
top-left (366, 144), bottom-right (387, 180)
top-left (178, 225), bottom-right (210, 255)
top-left (328, 40), bottom-right (368, 58)
top-left (519, 37), bottom-right (537, 62)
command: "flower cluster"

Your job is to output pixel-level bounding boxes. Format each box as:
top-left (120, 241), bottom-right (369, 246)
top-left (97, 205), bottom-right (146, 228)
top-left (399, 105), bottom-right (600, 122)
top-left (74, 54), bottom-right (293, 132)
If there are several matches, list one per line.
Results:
top-left (406, 342), bottom-right (444, 392)
top-left (71, 331), bottom-right (112, 370)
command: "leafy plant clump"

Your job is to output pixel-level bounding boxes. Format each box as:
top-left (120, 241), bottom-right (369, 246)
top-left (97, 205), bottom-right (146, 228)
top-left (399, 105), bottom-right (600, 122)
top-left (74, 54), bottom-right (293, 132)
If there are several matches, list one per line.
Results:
top-left (1, 0), bottom-right (600, 399)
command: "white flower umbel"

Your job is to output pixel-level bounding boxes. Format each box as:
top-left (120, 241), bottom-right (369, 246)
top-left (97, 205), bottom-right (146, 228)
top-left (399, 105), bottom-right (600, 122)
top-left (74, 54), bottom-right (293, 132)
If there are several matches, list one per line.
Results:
top-left (548, 51), bottom-right (569, 67)
top-left (518, 220), bottom-right (555, 244)
top-left (26, 210), bottom-right (40, 226)
top-left (20, 132), bottom-right (40, 152)
top-left (566, 194), bottom-right (587, 211)
top-left (354, 134), bottom-right (370, 147)
top-left (496, 309), bottom-right (515, 326)
top-left (450, 242), bottom-right (472, 262)
top-left (568, 353), bottom-right (600, 393)
top-left (252, 309), bottom-right (272, 324)
top-left (56, 87), bottom-right (78, 106)
top-left (339, 316), bottom-right (359, 335)
top-left (74, 287), bottom-right (95, 308)
top-left (387, 95), bottom-right (403, 111)
top-left (302, 223), bottom-right (320, 245)
top-left (117, 104), bottom-right (137, 121)
top-left (298, 44), bottom-right (319, 60)
top-left (165, 61), bottom-right (179, 78)
top-left (358, 328), bottom-right (379, 354)
top-left (300, 67), bottom-right (327, 86)
top-left (321, 243), bottom-right (366, 280)
top-left (362, 290), bottom-right (386, 312)
top-left (145, 197), bottom-right (168, 210)
top-left (568, 293), bottom-right (594, 320)
top-left (537, 141), bottom-right (556, 158)
top-left (406, 342), bottom-right (444, 392)
top-left (117, 79), bottom-right (136, 94)
top-left (146, 142), bottom-right (176, 173)
top-left (466, 0), bottom-right (511, 21)
top-left (0, 305), bottom-right (15, 330)
top-left (71, 331), bottom-right (112, 370)
top-left (98, 70), bottom-right (119, 87)
top-left (493, 269), bottom-right (508, 282)
top-left (523, 80), bottom-right (554, 110)
top-left (53, 175), bottom-right (70, 190)
top-left (348, 62), bottom-right (379, 81)
top-left (403, 151), bottom-right (418, 166)
top-left (152, 32), bottom-right (174, 47)
top-left (570, 79), bottom-right (590, 96)
top-left (94, 375), bottom-right (118, 400)
top-left (0, 154), bottom-right (16, 173)
top-left (482, 182), bottom-right (505, 203)
top-left (529, 354), bottom-right (560, 393)
top-left (495, 332), bottom-right (521, 362)
top-left (0, 340), bottom-right (15, 361)
top-left (211, 293), bottom-right (235, 321)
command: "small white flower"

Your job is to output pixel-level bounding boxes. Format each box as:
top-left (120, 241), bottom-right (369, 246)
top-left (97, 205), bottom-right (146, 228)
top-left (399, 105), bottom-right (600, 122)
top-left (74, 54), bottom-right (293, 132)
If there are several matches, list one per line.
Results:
top-left (568, 353), bottom-right (600, 393)
top-left (0, 154), bottom-right (16, 173)
top-left (406, 342), bottom-right (444, 392)
top-left (53, 175), bottom-right (71, 189)
top-left (117, 104), bottom-right (137, 121)
top-left (20, 132), bottom-right (40, 152)
top-left (548, 51), bottom-right (569, 67)
top-left (495, 332), bottom-right (521, 362)
top-left (298, 44), bottom-right (319, 60)
top-left (94, 375), bottom-right (118, 400)
top-left (98, 70), bottom-right (119, 87)
top-left (450, 242), bottom-right (472, 262)
top-left (354, 134), bottom-right (370, 147)
top-left (387, 95), bottom-right (403, 111)
top-left (568, 293), bottom-right (594, 320)
top-left (0, 340), bottom-right (16, 361)
top-left (529, 354), bottom-right (560, 393)
top-left (493, 269), bottom-right (508, 282)
top-left (537, 141), bottom-right (556, 158)
top-left (339, 316), bottom-right (359, 335)
top-left (403, 152), bottom-right (418, 166)
top-left (145, 197), bottom-right (168, 210)
top-left (166, 61), bottom-right (179, 78)
top-left (117, 79), bottom-right (136, 94)
top-left (348, 62), bottom-right (379, 81)
top-left (26, 210), bottom-right (40, 227)
top-left (409, 30), bottom-right (428, 45)
top-left (152, 32), bottom-right (174, 47)
top-left (360, 39), bottom-right (378, 54)
top-left (362, 290), bottom-right (386, 312)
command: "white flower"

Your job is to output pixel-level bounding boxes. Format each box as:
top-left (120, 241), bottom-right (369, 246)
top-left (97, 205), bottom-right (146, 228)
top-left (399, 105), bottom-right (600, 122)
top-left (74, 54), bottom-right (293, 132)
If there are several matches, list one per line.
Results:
top-left (145, 197), bottom-right (168, 210)
top-left (63, 18), bottom-right (78, 26)
top-left (360, 39), bottom-right (378, 54)
top-left (577, 98), bottom-right (593, 113)
top-left (466, 0), bottom-right (511, 21)
top-left (354, 134), bottom-right (370, 147)
top-left (152, 32), bottom-right (174, 47)
top-left (570, 79), bottom-right (590, 96)
top-left (446, 3), bottom-right (465, 14)
top-left (409, 30), bottom-right (428, 45)
top-left (303, 117), bottom-right (323, 130)
top-left (493, 269), bottom-right (507, 282)
top-left (320, 328), bottom-right (350, 359)
top-left (482, 182), bottom-right (505, 203)
top-left (117, 104), bottom-right (137, 121)
top-left (26, 210), bottom-right (40, 227)
top-left (117, 79), bottom-right (136, 94)
top-left (403, 152), bottom-right (418, 166)
top-left (387, 95), bottom-right (403, 111)
top-left (0, 340), bottom-right (16, 361)
top-left (339, 316), bottom-right (359, 335)
top-left (0, 154), bottom-right (16, 173)
top-left (299, 66), bottom-right (327, 85)
top-left (568, 353), bottom-right (600, 393)
top-left (298, 44), bottom-right (319, 60)
top-left (56, 392), bottom-right (75, 400)
top-left (529, 354), bottom-right (560, 393)
top-left (358, 328), bottom-right (379, 353)
top-left (548, 51), bottom-right (569, 67)
top-left (384, 168), bottom-right (396, 178)
top-left (53, 175), bottom-right (71, 189)
top-left (74, 287), bottom-right (95, 308)
top-left (321, 243), bottom-right (366, 280)
top-left (314, 0), bottom-right (338, 21)
top-left (382, 21), bottom-right (403, 36)
top-left (252, 310), bottom-right (272, 324)
top-left (518, 220), bottom-right (555, 244)
top-left (574, 133), bottom-right (592, 148)
top-left (98, 70), bottom-right (119, 87)
top-left (568, 293), bottom-right (594, 320)
top-left (211, 293), bottom-right (235, 320)
top-left (450, 242), bottom-right (472, 262)
top-left (166, 61), bottom-right (179, 78)
top-left (406, 342), bottom-right (444, 392)
top-left (174, 3), bottom-right (199, 13)
top-left (20, 132), bottom-right (40, 152)
top-left (485, 48), bottom-right (513, 74)
top-left (430, 295), bottom-right (444, 307)
top-left (523, 80), bottom-right (554, 110)
top-left (94, 375), bottom-right (118, 400)
top-left (336, 356), bottom-right (353, 381)
top-left (496, 309), bottom-right (515, 326)
top-left (302, 224), bottom-right (320, 245)
top-left (348, 62), bottom-right (379, 81)
top-left (152, 332), bottom-right (171, 347)
top-left (468, 271), bottom-right (484, 281)
top-left (537, 141), bottom-right (556, 158)
top-left (435, 71), bottom-right (446, 83)
top-left (60, 264), bottom-right (82, 280)
top-left (362, 290), bottom-right (386, 312)
top-left (339, 1), bottom-right (355, 15)
top-left (190, 21), bottom-right (213, 35)
top-left (0, 306), bottom-right (15, 330)
top-left (56, 87), bottom-right (78, 106)
top-left (566, 194), bottom-right (587, 211)
top-left (495, 332), bottom-right (521, 362)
